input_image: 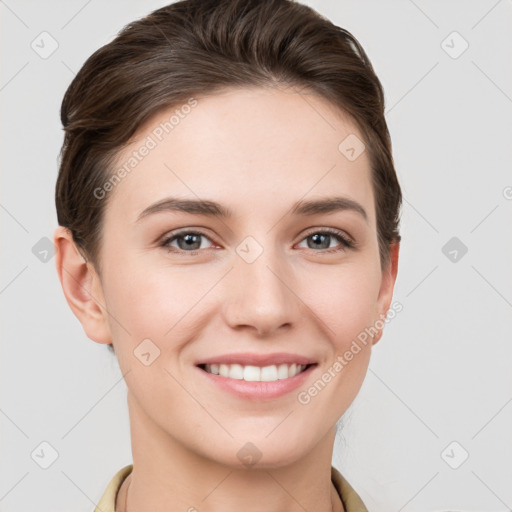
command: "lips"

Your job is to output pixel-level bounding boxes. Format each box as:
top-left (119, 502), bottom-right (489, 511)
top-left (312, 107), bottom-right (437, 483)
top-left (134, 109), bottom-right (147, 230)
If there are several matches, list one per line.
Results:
top-left (195, 352), bottom-right (317, 367)
top-left (196, 359), bottom-right (318, 400)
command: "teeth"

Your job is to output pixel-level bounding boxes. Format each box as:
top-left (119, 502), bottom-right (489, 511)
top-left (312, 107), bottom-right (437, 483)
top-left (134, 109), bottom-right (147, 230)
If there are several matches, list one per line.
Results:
top-left (204, 363), bottom-right (307, 381)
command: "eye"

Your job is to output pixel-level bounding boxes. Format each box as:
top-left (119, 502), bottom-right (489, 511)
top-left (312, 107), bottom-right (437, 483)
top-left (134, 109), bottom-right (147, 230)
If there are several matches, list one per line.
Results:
top-left (160, 230), bottom-right (216, 254)
top-left (296, 228), bottom-right (355, 253)
top-left (159, 227), bottom-right (355, 256)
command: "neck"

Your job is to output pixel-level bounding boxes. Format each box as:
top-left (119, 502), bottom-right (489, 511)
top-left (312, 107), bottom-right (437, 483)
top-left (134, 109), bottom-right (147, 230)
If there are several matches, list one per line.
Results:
top-left (117, 392), bottom-right (345, 512)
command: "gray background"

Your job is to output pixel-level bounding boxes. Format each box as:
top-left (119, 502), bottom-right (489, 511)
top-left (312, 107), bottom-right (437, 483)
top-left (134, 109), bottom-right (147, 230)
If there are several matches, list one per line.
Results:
top-left (1, 1), bottom-right (511, 511)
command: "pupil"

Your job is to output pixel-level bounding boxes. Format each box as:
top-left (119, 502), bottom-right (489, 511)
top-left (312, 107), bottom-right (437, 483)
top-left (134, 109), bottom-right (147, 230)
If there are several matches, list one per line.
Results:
top-left (310, 233), bottom-right (329, 249)
top-left (180, 234), bottom-right (200, 250)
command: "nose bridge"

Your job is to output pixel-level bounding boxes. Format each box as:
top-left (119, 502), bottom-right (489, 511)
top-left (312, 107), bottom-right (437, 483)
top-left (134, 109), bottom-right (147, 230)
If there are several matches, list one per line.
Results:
top-left (224, 236), bottom-right (299, 334)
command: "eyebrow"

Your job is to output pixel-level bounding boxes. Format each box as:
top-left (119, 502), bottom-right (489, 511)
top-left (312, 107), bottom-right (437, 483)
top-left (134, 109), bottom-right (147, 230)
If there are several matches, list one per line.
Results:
top-left (136, 196), bottom-right (368, 224)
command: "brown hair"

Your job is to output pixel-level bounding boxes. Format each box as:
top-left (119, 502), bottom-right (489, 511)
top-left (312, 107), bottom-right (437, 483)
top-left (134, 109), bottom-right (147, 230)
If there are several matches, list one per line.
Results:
top-left (56, 0), bottom-right (402, 276)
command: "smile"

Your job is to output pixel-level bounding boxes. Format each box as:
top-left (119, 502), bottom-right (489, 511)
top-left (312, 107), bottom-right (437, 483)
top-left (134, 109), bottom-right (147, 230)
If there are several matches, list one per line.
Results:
top-left (199, 363), bottom-right (312, 382)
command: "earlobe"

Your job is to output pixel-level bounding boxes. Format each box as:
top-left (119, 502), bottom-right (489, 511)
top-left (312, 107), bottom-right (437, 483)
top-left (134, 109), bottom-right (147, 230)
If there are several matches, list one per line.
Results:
top-left (373, 241), bottom-right (400, 346)
top-left (53, 226), bottom-right (112, 344)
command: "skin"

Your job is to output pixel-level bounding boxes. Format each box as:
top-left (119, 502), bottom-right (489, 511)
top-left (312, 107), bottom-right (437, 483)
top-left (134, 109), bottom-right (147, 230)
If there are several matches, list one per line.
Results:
top-left (54, 85), bottom-right (399, 512)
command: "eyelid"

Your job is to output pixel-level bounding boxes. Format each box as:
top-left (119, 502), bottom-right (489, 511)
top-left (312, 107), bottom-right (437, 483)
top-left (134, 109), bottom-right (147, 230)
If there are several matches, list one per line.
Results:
top-left (159, 228), bottom-right (218, 250)
top-left (159, 226), bottom-right (356, 254)
top-left (296, 227), bottom-right (356, 252)
top-left (300, 226), bottom-right (355, 245)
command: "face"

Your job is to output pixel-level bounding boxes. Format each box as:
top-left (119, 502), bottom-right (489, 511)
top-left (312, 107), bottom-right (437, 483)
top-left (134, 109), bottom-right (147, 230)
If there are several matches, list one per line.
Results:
top-left (82, 85), bottom-right (397, 468)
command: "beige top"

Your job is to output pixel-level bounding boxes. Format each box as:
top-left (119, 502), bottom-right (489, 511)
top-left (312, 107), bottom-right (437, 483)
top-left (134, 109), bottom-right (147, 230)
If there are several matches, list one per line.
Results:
top-left (93, 464), bottom-right (369, 512)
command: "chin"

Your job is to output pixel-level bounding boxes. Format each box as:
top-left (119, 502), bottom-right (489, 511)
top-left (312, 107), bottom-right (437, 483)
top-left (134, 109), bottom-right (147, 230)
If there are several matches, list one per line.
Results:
top-left (204, 432), bottom-right (311, 470)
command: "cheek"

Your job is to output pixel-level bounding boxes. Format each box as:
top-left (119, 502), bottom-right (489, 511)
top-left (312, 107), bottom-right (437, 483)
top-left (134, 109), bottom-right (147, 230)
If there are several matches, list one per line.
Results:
top-left (300, 259), bottom-right (381, 347)
top-left (102, 230), bottom-right (381, 355)
top-left (102, 253), bottom-right (212, 349)
top-left (302, 266), bottom-right (378, 410)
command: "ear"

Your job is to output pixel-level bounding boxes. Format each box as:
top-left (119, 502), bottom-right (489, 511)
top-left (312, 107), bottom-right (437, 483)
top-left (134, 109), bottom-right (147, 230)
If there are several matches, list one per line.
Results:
top-left (53, 226), bottom-right (112, 345)
top-left (372, 241), bottom-right (400, 345)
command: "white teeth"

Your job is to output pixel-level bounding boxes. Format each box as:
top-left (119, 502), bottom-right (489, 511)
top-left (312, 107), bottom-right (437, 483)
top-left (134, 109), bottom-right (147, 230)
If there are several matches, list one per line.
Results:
top-left (277, 363), bottom-right (290, 379)
top-left (228, 363), bottom-right (244, 379)
top-left (243, 365), bottom-right (260, 381)
top-left (219, 364), bottom-right (230, 378)
top-left (204, 363), bottom-right (307, 381)
top-left (260, 365), bottom-right (277, 381)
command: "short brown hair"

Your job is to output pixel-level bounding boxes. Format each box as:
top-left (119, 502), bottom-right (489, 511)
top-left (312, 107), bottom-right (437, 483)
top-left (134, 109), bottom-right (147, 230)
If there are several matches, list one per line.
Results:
top-left (56, 0), bottom-right (402, 274)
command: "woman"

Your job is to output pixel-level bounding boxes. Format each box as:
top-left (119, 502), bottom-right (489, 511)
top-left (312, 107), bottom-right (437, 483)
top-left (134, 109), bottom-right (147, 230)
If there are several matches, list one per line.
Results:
top-left (54, 0), bottom-right (402, 510)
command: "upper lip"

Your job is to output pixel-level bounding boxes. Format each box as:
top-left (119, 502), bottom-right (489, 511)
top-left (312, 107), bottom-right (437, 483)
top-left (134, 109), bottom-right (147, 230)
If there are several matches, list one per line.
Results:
top-left (195, 352), bottom-right (317, 367)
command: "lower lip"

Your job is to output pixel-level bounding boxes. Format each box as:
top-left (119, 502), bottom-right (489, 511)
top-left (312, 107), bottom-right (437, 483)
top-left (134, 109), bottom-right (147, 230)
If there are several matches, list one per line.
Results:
top-left (196, 364), bottom-right (317, 401)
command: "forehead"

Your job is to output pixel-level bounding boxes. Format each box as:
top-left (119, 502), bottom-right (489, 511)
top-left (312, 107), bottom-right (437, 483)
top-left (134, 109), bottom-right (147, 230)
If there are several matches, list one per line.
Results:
top-left (106, 86), bottom-right (375, 226)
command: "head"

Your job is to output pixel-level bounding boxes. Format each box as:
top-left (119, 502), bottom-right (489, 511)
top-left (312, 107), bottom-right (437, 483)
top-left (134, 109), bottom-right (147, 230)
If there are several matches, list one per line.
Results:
top-left (54, 0), bottom-right (401, 468)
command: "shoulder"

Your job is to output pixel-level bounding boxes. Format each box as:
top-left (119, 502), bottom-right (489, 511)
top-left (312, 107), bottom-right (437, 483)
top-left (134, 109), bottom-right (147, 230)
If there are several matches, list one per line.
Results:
top-left (93, 464), bottom-right (367, 512)
top-left (331, 465), bottom-right (369, 512)
top-left (93, 464), bottom-right (133, 512)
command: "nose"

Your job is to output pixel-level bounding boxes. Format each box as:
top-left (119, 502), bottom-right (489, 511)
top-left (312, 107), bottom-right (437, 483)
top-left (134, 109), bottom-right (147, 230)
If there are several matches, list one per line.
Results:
top-left (222, 244), bottom-right (301, 337)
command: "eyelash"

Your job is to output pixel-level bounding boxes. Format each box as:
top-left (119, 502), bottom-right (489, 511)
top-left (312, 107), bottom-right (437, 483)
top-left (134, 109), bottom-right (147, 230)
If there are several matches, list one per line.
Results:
top-left (159, 228), bottom-right (356, 256)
